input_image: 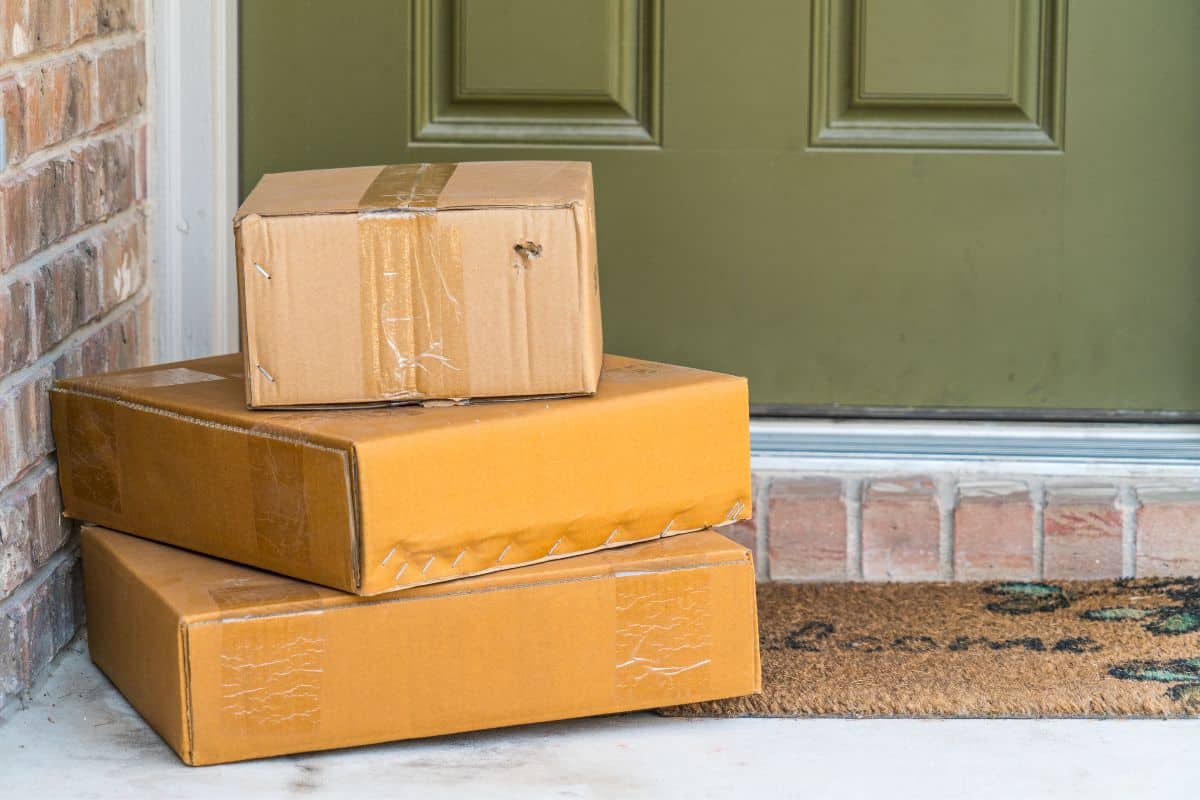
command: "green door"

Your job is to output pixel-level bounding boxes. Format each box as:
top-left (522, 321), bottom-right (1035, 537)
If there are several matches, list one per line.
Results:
top-left (240, 0), bottom-right (1200, 415)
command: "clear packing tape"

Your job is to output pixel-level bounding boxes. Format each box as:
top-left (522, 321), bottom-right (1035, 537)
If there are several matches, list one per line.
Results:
top-left (358, 164), bottom-right (469, 400)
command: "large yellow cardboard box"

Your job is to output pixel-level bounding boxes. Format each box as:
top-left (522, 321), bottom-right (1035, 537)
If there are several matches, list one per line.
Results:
top-left (52, 354), bottom-right (751, 594)
top-left (235, 161), bottom-right (603, 408)
top-left (82, 525), bottom-right (761, 766)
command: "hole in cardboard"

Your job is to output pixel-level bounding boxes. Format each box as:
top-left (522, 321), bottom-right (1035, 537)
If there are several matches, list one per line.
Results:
top-left (513, 241), bottom-right (542, 263)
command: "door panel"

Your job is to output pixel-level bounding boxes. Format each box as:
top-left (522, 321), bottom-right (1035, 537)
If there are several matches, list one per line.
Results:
top-left (240, 0), bottom-right (1200, 413)
top-left (411, 0), bottom-right (660, 145)
top-left (811, 0), bottom-right (1065, 149)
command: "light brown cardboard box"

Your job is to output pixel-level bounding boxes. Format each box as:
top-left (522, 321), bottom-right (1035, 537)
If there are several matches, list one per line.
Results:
top-left (235, 161), bottom-right (603, 408)
top-left (52, 354), bottom-right (751, 595)
top-left (82, 525), bottom-right (761, 766)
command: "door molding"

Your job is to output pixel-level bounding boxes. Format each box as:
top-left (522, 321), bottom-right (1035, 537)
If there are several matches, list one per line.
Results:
top-left (809, 0), bottom-right (1067, 150)
top-left (410, 0), bottom-right (663, 146)
top-left (150, 0), bottom-right (240, 361)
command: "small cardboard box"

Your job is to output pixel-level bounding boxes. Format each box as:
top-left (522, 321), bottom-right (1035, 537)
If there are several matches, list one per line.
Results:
top-left (52, 354), bottom-right (751, 595)
top-left (235, 161), bottom-right (603, 408)
top-left (82, 525), bottom-right (761, 766)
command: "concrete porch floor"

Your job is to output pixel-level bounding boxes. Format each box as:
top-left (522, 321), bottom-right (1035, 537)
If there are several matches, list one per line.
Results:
top-left (1, 639), bottom-right (1198, 799)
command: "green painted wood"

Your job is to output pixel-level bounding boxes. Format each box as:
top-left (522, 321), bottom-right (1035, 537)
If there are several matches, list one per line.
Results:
top-left (240, 0), bottom-right (1200, 412)
top-left (457, 0), bottom-right (620, 98)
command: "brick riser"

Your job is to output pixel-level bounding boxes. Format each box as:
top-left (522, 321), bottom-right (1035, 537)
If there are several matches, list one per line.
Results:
top-left (724, 474), bottom-right (1200, 582)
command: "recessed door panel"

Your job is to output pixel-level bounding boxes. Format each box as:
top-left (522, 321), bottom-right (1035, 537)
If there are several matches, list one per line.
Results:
top-left (411, 0), bottom-right (660, 144)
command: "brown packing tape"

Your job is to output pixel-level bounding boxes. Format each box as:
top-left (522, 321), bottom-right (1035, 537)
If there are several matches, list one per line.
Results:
top-left (209, 582), bottom-right (321, 613)
top-left (247, 436), bottom-right (313, 565)
top-left (62, 392), bottom-right (123, 514)
top-left (358, 165), bottom-right (470, 399)
top-left (358, 163), bottom-right (456, 211)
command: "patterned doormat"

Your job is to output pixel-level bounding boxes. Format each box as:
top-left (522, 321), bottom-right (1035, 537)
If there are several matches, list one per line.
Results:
top-left (660, 578), bottom-right (1200, 718)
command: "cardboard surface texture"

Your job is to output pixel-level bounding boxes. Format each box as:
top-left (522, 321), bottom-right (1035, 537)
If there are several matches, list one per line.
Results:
top-left (235, 161), bottom-right (603, 408)
top-left (82, 526), bottom-right (762, 766)
top-left (52, 354), bottom-right (751, 594)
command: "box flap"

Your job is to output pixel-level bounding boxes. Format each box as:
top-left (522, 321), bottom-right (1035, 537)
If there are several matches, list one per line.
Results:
top-left (235, 162), bottom-right (593, 221)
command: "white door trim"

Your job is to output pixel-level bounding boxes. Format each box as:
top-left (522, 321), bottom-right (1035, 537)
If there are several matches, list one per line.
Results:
top-left (149, 0), bottom-right (240, 362)
top-left (751, 418), bottom-right (1200, 477)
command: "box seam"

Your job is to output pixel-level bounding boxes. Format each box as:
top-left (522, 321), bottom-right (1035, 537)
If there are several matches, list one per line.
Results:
top-left (49, 386), bottom-right (353, 455)
top-left (349, 444), bottom-right (364, 592)
top-left (180, 621), bottom-right (197, 766)
top-left (236, 204), bottom-right (582, 224)
top-left (190, 557), bottom-right (753, 627)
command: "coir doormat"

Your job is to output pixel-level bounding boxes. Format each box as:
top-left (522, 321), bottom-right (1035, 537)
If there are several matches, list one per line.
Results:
top-left (660, 578), bottom-right (1200, 718)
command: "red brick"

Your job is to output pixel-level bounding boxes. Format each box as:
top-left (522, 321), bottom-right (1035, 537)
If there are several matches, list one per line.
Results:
top-left (2, 0), bottom-right (74, 61)
top-left (0, 214), bottom-right (145, 379)
top-left (0, 179), bottom-right (28, 271)
top-left (33, 246), bottom-right (80, 350)
top-left (0, 0), bottom-right (18, 62)
top-left (953, 481), bottom-right (1034, 581)
top-left (16, 54), bottom-right (92, 156)
top-left (0, 460), bottom-right (70, 595)
top-left (0, 76), bottom-right (22, 166)
top-left (767, 477), bottom-right (846, 581)
top-left (27, 0), bottom-right (73, 54)
top-left (862, 477), bottom-right (941, 581)
top-left (7, 578), bottom-right (56, 697)
top-left (4, 551), bottom-right (83, 701)
top-left (1044, 485), bottom-right (1122, 579)
top-left (0, 276), bottom-right (33, 375)
top-left (1, 155), bottom-right (80, 269)
top-left (0, 132), bottom-right (138, 270)
top-left (79, 133), bottom-right (135, 223)
top-left (0, 504), bottom-right (33, 598)
top-left (51, 297), bottom-right (146, 380)
top-left (23, 464), bottom-right (68, 565)
top-left (0, 602), bottom-right (16, 704)
top-left (83, 213), bottom-right (144, 320)
top-left (39, 216), bottom-right (146, 347)
top-left (1135, 486), bottom-right (1200, 577)
top-left (95, 0), bottom-right (134, 35)
top-left (71, 0), bottom-right (98, 41)
top-left (0, 366), bottom-right (53, 487)
top-left (31, 155), bottom-right (79, 246)
top-left (94, 41), bottom-right (144, 125)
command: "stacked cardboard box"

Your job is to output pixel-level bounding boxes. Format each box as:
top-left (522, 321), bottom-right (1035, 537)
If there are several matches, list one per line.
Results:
top-left (51, 161), bottom-right (760, 765)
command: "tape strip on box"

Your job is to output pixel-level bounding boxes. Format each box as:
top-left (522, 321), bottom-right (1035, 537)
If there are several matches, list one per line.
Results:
top-left (358, 164), bottom-right (469, 400)
top-left (214, 612), bottom-right (327, 737)
top-left (614, 566), bottom-right (715, 703)
top-left (63, 392), bottom-right (123, 514)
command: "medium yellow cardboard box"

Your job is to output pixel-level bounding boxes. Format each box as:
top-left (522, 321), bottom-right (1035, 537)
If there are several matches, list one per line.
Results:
top-left (82, 525), bottom-right (761, 766)
top-left (235, 161), bottom-right (603, 408)
top-left (52, 354), bottom-right (751, 594)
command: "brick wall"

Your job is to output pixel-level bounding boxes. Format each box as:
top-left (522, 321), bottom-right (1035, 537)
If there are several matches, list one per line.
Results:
top-left (737, 472), bottom-right (1200, 584)
top-left (0, 0), bottom-right (150, 710)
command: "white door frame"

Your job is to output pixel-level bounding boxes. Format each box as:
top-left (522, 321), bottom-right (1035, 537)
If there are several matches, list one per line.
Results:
top-left (149, 0), bottom-right (240, 361)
